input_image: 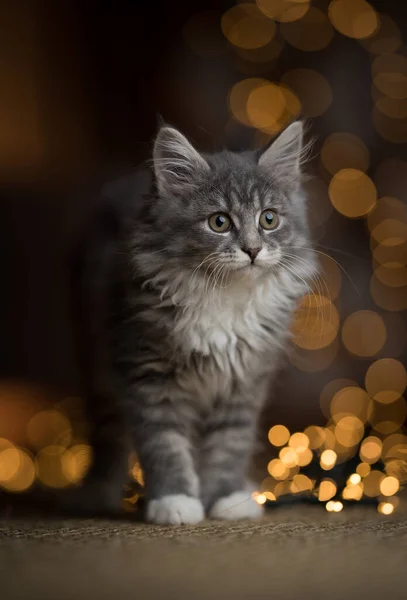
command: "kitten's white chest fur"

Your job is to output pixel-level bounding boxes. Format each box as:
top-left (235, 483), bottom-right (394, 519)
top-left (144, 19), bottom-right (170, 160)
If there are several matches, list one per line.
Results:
top-left (172, 272), bottom-right (297, 380)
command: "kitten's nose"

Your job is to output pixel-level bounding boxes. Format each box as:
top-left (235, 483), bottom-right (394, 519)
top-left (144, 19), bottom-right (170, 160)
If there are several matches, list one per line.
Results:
top-left (242, 247), bottom-right (261, 262)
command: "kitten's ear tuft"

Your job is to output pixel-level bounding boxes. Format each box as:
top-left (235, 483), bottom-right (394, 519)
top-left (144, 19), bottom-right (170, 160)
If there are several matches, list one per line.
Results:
top-left (153, 126), bottom-right (209, 196)
top-left (258, 121), bottom-right (305, 183)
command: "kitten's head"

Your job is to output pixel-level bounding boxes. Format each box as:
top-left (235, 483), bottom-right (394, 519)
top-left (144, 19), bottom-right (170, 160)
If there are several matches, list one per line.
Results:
top-left (145, 122), bottom-right (313, 282)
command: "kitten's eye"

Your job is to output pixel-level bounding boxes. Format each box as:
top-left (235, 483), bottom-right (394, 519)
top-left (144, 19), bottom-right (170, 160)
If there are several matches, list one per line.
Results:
top-left (208, 213), bottom-right (232, 233)
top-left (259, 209), bottom-right (279, 231)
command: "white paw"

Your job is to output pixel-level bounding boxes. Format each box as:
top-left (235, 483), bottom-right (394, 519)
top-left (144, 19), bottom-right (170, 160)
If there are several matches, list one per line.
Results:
top-left (146, 494), bottom-right (204, 525)
top-left (209, 491), bottom-right (264, 521)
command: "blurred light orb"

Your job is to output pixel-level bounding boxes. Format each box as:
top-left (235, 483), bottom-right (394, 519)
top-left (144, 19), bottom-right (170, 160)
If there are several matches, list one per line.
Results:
top-left (349, 473), bottom-right (362, 485)
top-left (343, 482), bottom-right (363, 500)
top-left (378, 502), bottom-right (395, 515)
top-left (222, 4), bottom-right (276, 50)
top-left (329, 169), bottom-right (377, 218)
top-left (320, 449), bottom-right (337, 470)
top-left (370, 274), bottom-right (407, 312)
top-left (370, 396), bottom-right (407, 434)
top-left (318, 478), bottom-right (337, 501)
top-left (229, 78), bottom-right (268, 126)
top-left (36, 445), bottom-right (70, 489)
top-left (341, 310), bottom-right (386, 357)
top-left (359, 436), bottom-right (382, 464)
top-left (334, 416), bottom-right (365, 448)
top-left (296, 447), bottom-right (313, 467)
top-left (288, 432), bottom-right (309, 451)
top-left (252, 492), bottom-right (267, 504)
top-left (330, 386), bottom-right (373, 424)
top-left (326, 500), bottom-right (336, 512)
top-left (328, 0), bottom-right (379, 39)
top-left (291, 474), bottom-right (313, 494)
top-left (247, 83), bottom-right (301, 133)
top-left (280, 7), bottom-right (334, 52)
top-left (332, 501), bottom-right (343, 512)
top-left (320, 379), bottom-right (358, 419)
top-left (183, 10), bottom-right (227, 57)
top-left (363, 470), bottom-right (385, 497)
top-left (235, 38), bottom-right (285, 66)
top-left (304, 426), bottom-right (326, 449)
top-left (268, 424), bottom-right (290, 446)
top-left (368, 197), bottom-right (407, 233)
top-left (256, 0), bottom-right (310, 23)
top-left (292, 294), bottom-right (339, 350)
top-left (27, 410), bottom-right (72, 451)
top-left (374, 263), bottom-right (407, 288)
top-left (371, 219), bottom-right (407, 247)
top-left (380, 476), bottom-right (400, 497)
top-left (281, 69), bottom-right (332, 117)
top-left (268, 458), bottom-right (290, 480)
top-left (359, 14), bottom-right (402, 55)
top-left (279, 446), bottom-right (298, 467)
top-left (61, 444), bottom-right (92, 485)
top-left (0, 448), bottom-right (35, 492)
top-left (321, 133), bottom-right (370, 176)
top-left (356, 462), bottom-right (371, 477)
top-left (365, 358), bottom-right (407, 403)
top-left (372, 54), bottom-right (407, 99)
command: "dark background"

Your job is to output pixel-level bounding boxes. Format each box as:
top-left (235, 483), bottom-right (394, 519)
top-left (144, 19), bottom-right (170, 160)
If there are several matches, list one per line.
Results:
top-left (0, 0), bottom-right (406, 435)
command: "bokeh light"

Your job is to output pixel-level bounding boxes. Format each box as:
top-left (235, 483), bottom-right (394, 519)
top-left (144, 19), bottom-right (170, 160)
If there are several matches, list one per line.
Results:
top-left (280, 7), bottom-right (334, 52)
top-left (359, 14), bottom-right (402, 55)
top-left (256, 0), bottom-right (310, 23)
top-left (379, 476), bottom-right (399, 496)
top-left (0, 447), bottom-right (35, 493)
top-left (329, 169), bottom-right (377, 218)
top-left (246, 82), bottom-right (301, 133)
top-left (341, 310), bottom-right (386, 357)
top-left (222, 4), bottom-right (276, 50)
top-left (281, 69), bottom-right (332, 117)
top-left (378, 502), bottom-right (394, 515)
top-left (372, 54), bottom-right (407, 99)
top-left (365, 359), bottom-right (407, 403)
top-left (27, 410), bottom-right (72, 451)
top-left (320, 449), bottom-right (337, 470)
top-left (320, 379), bottom-right (358, 419)
top-left (292, 294), bottom-right (340, 350)
top-left (359, 436), bottom-right (382, 464)
top-left (318, 478), bottom-right (337, 501)
top-left (321, 133), bottom-right (370, 176)
top-left (363, 470), bottom-right (385, 497)
top-left (330, 386), bottom-right (373, 423)
top-left (328, 0), bottom-right (379, 40)
top-left (268, 424), bottom-right (290, 446)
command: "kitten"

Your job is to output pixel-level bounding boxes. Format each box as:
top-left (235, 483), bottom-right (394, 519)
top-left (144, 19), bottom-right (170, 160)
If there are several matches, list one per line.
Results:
top-left (74, 121), bottom-right (316, 524)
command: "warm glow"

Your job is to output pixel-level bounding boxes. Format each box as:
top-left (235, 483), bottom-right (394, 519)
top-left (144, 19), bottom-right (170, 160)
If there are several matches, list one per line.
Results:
top-left (281, 69), bottom-right (332, 117)
top-left (252, 492), bottom-right (268, 504)
top-left (268, 425), bottom-right (290, 447)
top-left (290, 474), bottom-right (313, 494)
top-left (296, 447), bottom-right (313, 467)
top-left (321, 133), bottom-right (370, 175)
top-left (279, 446), bottom-right (298, 468)
top-left (370, 396), bottom-right (407, 435)
top-left (267, 459), bottom-right (290, 480)
top-left (371, 219), bottom-right (407, 247)
top-left (288, 432), bottom-right (309, 451)
top-left (246, 82), bottom-right (301, 133)
top-left (292, 294), bottom-right (340, 350)
top-left (359, 15), bottom-right (401, 55)
top-left (370, 273), bottom-right (407, 312)
top-left (256, 0), bottom-right (310, 23)
top-left (320, 379), bottom-right (358, 418)
top-left (356, 462), bottom-right (371, 477)
top-left (229, 78), bottom-right (268, 127)
top-left (359, 436), bottom-right (382, 464)
top-left (318, 478), bottom-right (337, 501)
top-left (36, 445), bottom-right (70, 489)
top-left (349, 473), bottom-right (362, 485)
top-left (61, 444), bottom-right (92, 485)
top-left (378, 502), bottom-right (394, 515)
top-left (334, 416), bottom-right (365, 448)
top-left (0, 446), bottom-right (21, 483)
top-left (222, 4), bottom-right (276, 50)
top-left (326, 500), bottom-right (336, 512)
top-left (363, 470), bottom-right (385, 497)
top-left (330, 386), bottom-right (373, 424)
top-left (280, 7), bottom-right (334, 52)
top-left (341, 310), bottom-right (386, 357)
top-left (0, 448), bottom-right (35, 492)
top-left (365, 359), bottom-right (407, 403)
top-left (328, 0), bottom-right (379, 40)
top-left (343, 482), bottom-right (363, 501)
top-left (329, 169), bottom-right (377, 218)
top-left (304, 426), bottom-right (326, 450)
top-left (27, 410), bottom-right (72, 451)
top-left (372, 54), bottom-right (407, 100)
top-left (333, 501), bottom-right (343, 512)
top-left (320, 449), bottom-right (337, 470)
top-left (379, 476), bottom-right (400, 497)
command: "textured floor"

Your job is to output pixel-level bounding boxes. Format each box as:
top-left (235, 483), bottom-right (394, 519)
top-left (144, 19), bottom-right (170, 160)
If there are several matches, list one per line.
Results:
top-left (1, 504), bottom-right (406, 600)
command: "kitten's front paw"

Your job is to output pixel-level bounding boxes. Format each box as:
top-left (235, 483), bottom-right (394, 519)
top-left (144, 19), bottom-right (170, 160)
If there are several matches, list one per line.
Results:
top-left (209, 491), bottom-right (264, 521)
top-left (146, 494), bottom-right (204, 525)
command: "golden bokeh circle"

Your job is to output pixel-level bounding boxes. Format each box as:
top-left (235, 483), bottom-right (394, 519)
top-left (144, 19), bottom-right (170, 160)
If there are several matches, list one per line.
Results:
top-left (365, 358), bottom-right (407, 403)
top-left (359, 14), bottom-right (402, 55)
top-left (341, 310), bottom-right (386, 357)
top-left (268, 424), bottom-right (290, 447)
top-left (222, 4), bottom-right (276, 50)
top-left (372, 54), bottom-right (407, 99)
top-left (304, 426), bottom-right (326, 449)
top-left (334, 416), bottom-right (365, 448)
top-left (280, 8), bottom-right (334, 52)
top-left (330, 386), bottom-right (373, 424)
top-left (246, 83), bottom-right (301, 133)
top-left (370, 274), bottom-right (407, 312)
top-left (368, 197), bottom-right (407, 233)
top-left (320, 379), bottom-right (358, 419)
top-left (27, 410), bottom-right (72, 451)
top-left (318, 478), bottom-right (337, 501)
top-left (292, 294), bottom-right (340, 350)
top-left (256, 0), bottom-right (310, 22)
top-left (0, 448), bottom-right (35, 492)
top-left (281, 69), bottom-right (332, 117)
top-left (363, 470), bottom-right (385, 497)
top-left (36, 445), bottom-right (71, 489)
top-left (321, 133), bottom-right (370, 176)
top-left (229, 78), bottom-right (268, 126)
top-left (328, 0), bottom-right (379, 40)
top-left (329, 169), bottom-right (377, 218)
top-left (380, 476), bottom-right (400, 497)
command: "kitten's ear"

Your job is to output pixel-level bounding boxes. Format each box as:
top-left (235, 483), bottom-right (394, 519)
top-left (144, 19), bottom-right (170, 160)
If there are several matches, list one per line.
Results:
top-left (153, 126), bottom-right (209, 195)
top-left (258, 121), bottom-right (304, 183)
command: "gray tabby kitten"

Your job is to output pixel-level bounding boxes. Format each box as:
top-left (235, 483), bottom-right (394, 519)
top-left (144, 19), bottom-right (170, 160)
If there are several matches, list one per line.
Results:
top-left (83, 120), bottom-right (316, 525)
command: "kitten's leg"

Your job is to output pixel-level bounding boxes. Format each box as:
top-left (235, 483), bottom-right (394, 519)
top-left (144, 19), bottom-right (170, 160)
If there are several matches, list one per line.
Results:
top-left (129, 393), bottom-right (204, 525)
top-left (200, 400), bottom-right (263, 521)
